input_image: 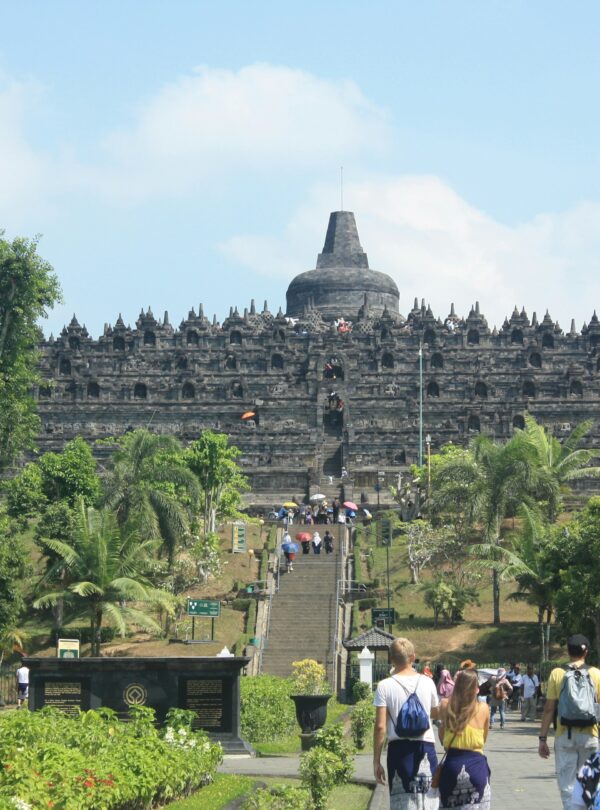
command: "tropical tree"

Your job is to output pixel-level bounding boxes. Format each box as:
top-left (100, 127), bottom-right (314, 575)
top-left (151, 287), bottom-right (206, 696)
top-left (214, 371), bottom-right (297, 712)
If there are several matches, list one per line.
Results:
top-left (34, 501), bottom-right (173, 656)
top-left (431, 434), bottom-right (539, 624)
top-left (183, 431), bottom-right (248, 534)
top-left (103, 429), bottom-right (200, 566)
top-left (0, 232), bottom-right (61, 468)
top-left (507, 505), bottom-right (564, 661)
top-left (516, 415), bottom-right (600, 522)
top-left (553, 497), bottom-right (600, 649)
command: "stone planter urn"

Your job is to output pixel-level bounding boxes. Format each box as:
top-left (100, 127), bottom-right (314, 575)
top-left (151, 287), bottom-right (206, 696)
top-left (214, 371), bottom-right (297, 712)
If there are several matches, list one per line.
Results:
top-left (290, 694), bottom-right (331, 749)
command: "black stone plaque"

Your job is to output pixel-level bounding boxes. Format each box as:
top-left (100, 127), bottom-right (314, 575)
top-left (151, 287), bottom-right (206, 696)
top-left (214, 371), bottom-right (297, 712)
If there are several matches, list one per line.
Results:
top-left (41, 678), bottom-right (90, 715)
top-left (24, 657), bottom-right (251, 754)
top-left (181, 676), bottom-right (232, 732)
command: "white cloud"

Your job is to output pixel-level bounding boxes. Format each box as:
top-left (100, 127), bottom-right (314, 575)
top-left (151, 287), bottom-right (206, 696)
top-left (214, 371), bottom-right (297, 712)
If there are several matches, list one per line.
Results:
top-left (220, 176), bottom-right (600, 328)
top-left (87, 64), bottom-right (390, 202)
top-left (0, 78), bottom-right (55, 225)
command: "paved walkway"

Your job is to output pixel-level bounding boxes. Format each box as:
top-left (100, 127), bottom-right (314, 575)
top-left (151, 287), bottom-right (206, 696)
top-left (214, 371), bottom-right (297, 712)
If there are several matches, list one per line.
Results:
top-left (220, 712), bottom-right (562, 809)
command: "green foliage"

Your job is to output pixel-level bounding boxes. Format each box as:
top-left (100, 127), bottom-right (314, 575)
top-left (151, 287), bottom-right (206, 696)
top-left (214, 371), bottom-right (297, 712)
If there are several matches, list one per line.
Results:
top-left (232, 598), bottom-right (252, 612)
top-left (168, 774), bottom-right (254, 810)
top-left (357, 597), bottom-right (377, 610)
top-left (244, 784), bottom-right (309, 810)
top-left (0, 231), bottom-right (61, 468)
top-left (103, 428), bottom-right (200, 566)
top-left (313, 724), bottom-right (355, 783)
top-left (242, 786), bottom-right (302, 810)
top-left (350, 699), bottom-right (375, 749)
top-left (352, 680), bottom-right (372, 703)
top-left (421, 575), bottom-right (479, 626)
top-left (7, 437), bottom-right (100, 520)
top-left (0, 705), bottom-right (222, 808)
top-left (353, 536), bottom-right (364, 583)
top-left (299, 747), bottom-right (349, 810)
top-left (554, 497), bottom-right (600, 646)
top-left (240, 675), bottom-right (297, 743)
top-left (291, 659), bottom-right (329, 695)
top-left (0, 510), bottom-right (29, 634)
top-left (246, 599), bottom-right (257, 636)
top-left (34, 500), bottom-right (174, 655)
top-left (184, 431), bottom-right (248, 534)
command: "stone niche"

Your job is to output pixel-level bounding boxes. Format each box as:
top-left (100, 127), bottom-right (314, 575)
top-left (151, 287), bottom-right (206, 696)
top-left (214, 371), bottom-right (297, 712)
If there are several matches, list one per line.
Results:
top-left (25, 656), bottom-right (251, 754)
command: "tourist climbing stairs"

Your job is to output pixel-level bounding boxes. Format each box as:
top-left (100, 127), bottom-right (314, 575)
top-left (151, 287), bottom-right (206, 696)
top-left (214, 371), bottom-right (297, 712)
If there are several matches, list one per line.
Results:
top-left (261, 525), bottom-right (344, 684)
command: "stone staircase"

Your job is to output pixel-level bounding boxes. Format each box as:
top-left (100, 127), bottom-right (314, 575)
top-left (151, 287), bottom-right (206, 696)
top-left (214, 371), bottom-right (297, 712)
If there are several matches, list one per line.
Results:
top-left (261, 526), bottom-right (343, 683)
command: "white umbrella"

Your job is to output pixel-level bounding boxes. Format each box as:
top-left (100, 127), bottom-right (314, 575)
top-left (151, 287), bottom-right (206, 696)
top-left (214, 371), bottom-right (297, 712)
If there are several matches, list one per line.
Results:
top-left (309, 493), bottom-right (326, 501)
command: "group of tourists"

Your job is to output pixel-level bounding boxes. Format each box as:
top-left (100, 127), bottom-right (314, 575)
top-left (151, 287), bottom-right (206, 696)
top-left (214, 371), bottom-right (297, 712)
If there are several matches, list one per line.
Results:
top-left (281, 529), bottom-right (334, 571)
top-left (373, 634), bottom-right (600, 810)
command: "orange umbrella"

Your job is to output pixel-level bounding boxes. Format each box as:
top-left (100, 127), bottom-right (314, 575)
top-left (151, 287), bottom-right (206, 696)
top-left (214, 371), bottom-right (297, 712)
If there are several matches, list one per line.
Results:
top-left (241, 411), bottom-right (256, 419)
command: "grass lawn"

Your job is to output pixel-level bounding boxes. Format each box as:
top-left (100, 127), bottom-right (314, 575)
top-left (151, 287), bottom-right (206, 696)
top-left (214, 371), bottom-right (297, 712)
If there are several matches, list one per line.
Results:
top-left (253, 698), bottom-right (350, 756)
top-left (167, 775), bottom-right (372, 810)
top-left (166, 774), bottom-right (254, 809)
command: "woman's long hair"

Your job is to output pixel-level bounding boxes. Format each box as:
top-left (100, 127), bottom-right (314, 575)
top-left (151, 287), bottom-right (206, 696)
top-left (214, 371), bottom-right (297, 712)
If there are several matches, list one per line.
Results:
top-left (445, 669), bottom-right (479, 734)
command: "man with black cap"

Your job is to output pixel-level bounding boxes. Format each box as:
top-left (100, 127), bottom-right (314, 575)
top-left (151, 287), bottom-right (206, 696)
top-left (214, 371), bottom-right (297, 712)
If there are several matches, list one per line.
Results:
top-left (538, 634), bottom-right (600, 808)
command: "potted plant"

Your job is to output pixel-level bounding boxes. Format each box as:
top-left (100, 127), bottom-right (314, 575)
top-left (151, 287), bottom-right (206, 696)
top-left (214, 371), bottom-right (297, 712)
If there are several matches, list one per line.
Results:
top-left (289, 659), bottom-right (331, 746)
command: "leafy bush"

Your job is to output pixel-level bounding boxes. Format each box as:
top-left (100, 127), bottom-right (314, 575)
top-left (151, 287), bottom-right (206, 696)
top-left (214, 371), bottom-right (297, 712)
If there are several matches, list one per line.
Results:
top-left (240, 675), bottom-right (296, 743)
top-left (312, 724), bottom-right (354, 783)
top-left (0, 705), bottom-right (222, 809)
top-left (351, 699), bottom-right (375, 750)
top-left (243, 784), bottom-right (309, 810)
top-left (299, 748), bottom-right (347, 810)
top-left (352, 680), bottom-right (372, 703)
top-left (357, 597), bottom-right (377, 610)
top-left (232, 598), bottom-right (252, 612)
top-left (290, 659), bottom-right (329, 695)
top-left (246, 600), bottom-right (257, 635)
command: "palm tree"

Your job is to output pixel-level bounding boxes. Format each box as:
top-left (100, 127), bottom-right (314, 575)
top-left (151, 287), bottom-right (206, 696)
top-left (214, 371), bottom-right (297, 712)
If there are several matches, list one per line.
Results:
top-left (507, 505), bottom-right (563, 661)
top-left (432, 434), bottom-right (539, 624)
top-left (103, 429), bottom-right (201, 566)
top-left (517, 415), bottom-right (600, 522)
top-left (34, 500), bottom-right (173, 656)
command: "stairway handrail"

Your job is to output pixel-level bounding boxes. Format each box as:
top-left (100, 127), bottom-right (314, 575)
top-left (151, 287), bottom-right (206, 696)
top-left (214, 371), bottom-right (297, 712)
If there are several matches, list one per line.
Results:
top-left (257, 529), bottom-right (281, 674)
top-left (331, 525), bottom-right (351, 694)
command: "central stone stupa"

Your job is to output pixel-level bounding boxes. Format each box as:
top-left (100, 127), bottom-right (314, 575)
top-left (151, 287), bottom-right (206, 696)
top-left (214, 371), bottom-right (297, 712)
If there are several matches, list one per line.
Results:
top-left (285, 211), bottom-right (400, 322)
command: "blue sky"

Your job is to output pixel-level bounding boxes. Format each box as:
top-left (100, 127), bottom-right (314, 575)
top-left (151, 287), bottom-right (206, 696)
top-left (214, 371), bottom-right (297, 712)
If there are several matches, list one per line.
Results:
top-left (2, 1), bottom-right (600, 336)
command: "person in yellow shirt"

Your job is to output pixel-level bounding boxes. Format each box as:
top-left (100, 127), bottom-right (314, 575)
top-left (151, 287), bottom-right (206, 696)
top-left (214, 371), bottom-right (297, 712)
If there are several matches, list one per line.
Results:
top-left (432, 669), bottom-right (491, 809)
top-left (539, 634), bottom-right (600, 809)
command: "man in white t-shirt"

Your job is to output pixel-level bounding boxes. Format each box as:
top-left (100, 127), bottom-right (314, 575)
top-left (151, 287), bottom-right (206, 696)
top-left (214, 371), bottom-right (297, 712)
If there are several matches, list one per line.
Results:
top-left (520, 664), bottom-right (540, 721)
top-left (373, 637), bottom-right (439, 805)
top-left (16, 663), bottom-right (29, 708)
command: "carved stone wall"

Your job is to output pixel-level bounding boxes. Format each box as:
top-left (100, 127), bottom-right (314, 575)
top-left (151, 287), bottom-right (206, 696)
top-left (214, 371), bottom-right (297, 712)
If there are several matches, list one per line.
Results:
top-left (36, 298), bottom-right (600, 494)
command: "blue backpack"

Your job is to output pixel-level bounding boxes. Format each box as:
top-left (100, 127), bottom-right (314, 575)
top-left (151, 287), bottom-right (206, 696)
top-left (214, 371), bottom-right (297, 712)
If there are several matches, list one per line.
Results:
top-left (392, 676), bottom-right (430, 738)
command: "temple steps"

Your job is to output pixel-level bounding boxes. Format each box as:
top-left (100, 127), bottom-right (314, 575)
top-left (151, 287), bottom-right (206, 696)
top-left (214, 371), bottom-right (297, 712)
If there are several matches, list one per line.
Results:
top-left (261, 527), bottom-right (343, 682)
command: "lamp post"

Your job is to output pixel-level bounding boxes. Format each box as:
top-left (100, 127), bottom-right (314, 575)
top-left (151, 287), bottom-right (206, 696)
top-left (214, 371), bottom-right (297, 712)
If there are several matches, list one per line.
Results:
top-left (425, 434), bottom-right (431, 498)
top-left (418, 343), bottom-right (423, 467)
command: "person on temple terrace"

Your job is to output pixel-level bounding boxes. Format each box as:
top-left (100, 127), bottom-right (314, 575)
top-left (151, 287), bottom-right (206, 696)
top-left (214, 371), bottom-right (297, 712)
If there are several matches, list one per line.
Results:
top-left (538, 634), bottom-right (600, 809)
top-left (373, 637), bottom-right (439, 809)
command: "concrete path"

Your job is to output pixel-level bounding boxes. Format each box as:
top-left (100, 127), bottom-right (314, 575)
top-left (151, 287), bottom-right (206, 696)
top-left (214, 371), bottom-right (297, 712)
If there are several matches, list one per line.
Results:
top-left (220, 712), bottom-right (563, 809)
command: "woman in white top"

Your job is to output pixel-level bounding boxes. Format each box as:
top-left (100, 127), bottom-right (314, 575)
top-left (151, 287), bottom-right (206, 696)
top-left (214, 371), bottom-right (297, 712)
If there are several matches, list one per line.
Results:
top-left (373, 637), bottom-right (439, 809)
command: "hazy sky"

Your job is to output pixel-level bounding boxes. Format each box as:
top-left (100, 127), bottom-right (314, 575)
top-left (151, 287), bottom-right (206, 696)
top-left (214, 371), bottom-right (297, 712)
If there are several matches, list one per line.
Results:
top-left (2, 1), bottom-right (600, 336)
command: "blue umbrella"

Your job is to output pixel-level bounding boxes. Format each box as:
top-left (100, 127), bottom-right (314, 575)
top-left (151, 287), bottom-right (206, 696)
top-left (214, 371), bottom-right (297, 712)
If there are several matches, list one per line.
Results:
top-left (282, 541), bottom-right (299, 553)
top-left (346, 509), bottom-right (356, 518)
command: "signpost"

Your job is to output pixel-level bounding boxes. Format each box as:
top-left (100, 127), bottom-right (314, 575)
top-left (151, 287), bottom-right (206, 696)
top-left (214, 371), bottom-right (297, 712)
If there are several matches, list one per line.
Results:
top-left (231, 523), bottom-right (247, 553)
top-left (57, 638), bottom-right (80, 659)
top-left (187, 599), bottom-right (221, 642)
top-left (372, 608), bottom-right (395, 629)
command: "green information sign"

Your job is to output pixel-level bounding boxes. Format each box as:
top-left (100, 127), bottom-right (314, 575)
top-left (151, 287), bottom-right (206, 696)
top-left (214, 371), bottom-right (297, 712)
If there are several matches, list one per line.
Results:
top-left (231, 523), bottom-right (247, 553)
top-left (187, 599), bottom-right (221, 617)
top-left (372, 607), bottom-right (395, 624)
